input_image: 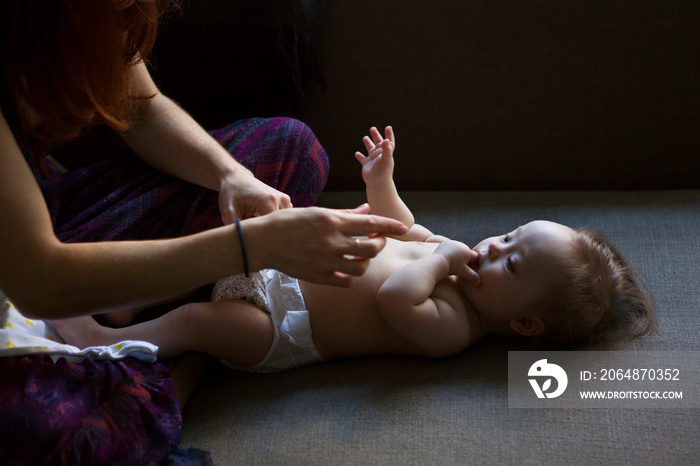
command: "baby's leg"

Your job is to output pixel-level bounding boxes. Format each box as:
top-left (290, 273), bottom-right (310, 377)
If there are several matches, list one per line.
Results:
top-left (102, 308), bottom-right (141, 328)
top-left (102, 289), bottom-right (199, 328)
top-left (54, 300), bottom-right (274, 368)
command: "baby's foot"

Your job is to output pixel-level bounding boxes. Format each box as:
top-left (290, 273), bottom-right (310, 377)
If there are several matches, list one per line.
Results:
top-left (52, 315), bottom-right (112, 348)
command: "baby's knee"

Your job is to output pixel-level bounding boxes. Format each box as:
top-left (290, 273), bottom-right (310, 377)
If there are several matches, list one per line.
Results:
top-left (174, 302), bottom-right (219, 332)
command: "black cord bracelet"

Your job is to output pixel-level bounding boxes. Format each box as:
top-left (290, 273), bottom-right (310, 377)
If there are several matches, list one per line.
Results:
top-left (235, 218), bottom-right (250, 277)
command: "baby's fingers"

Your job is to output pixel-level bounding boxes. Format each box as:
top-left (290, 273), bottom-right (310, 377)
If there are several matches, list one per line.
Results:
top-left (458, 267), bottom-right (481, 287)
top-left (379, 140), bottom-right (394, 159)
top-left (355, 151), bottom-right (367, 164)
top-left (465, 266), bottom-right (481, 286)
top-left (363, 135), bottom-right (375, 152)
top-left (369, 126), bottom-right (383, 145)
top-left (384, 125), bottom-right (395, 143)
top-left (462, 252), bottom-right (481, 286)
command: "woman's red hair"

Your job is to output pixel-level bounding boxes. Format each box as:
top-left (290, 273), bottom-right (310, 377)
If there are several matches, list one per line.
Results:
top-left (1, 0), bottom-right (173, 146)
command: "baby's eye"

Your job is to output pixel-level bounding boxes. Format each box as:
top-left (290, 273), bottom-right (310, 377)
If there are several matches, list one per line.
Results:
top-left (506, 257), bottom-right (515, 273)
top-left (502, 233), bottom-right (511, 243)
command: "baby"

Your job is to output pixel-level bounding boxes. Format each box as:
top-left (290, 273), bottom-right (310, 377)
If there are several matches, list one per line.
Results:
top-left (54, 127), bottom-right (657, 372)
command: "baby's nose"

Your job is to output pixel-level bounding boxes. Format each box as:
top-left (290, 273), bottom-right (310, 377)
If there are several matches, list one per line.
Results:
top-left (488, 242), bottom-right (501, 258)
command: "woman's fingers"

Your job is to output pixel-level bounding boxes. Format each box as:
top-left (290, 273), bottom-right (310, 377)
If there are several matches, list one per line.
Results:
top-left (243, 206), bottom-right (407, 286)
top-left (340, 206), bottom-right (407, 236)
top-left (345, 234), bottom-right (386, 259)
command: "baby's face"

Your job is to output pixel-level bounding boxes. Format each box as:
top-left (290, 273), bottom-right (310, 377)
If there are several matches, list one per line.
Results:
top-left (462, 221), bottom-right (574, 322)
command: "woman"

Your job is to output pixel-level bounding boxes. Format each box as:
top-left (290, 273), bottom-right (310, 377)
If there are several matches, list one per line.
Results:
top-left (0, 1), bottom-right (406, 463)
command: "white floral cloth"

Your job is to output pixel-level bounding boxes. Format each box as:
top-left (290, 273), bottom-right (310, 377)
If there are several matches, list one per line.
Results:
top-left (0, 298), bottom-right (158, 363)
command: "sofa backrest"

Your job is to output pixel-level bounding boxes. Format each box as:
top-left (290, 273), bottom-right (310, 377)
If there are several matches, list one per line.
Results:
top-left (300, 0), bottom-right (699, 190)
top-left (149, 0), bottom-right (699, 191)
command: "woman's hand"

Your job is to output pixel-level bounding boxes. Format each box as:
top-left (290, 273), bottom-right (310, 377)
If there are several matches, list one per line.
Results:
top-left (243, 204), bottom-right (408, 287)
top-left (218, 167), bottom-right (292, 224)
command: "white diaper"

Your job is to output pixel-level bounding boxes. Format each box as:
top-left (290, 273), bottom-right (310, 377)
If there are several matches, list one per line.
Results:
top-left (212, 270), bottom-right (325, 372)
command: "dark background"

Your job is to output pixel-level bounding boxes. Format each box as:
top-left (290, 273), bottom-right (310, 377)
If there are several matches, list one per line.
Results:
top-left (81, 1), bottom-right (700, 191)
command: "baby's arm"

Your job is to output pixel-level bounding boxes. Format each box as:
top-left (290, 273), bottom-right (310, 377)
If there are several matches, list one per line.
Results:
top-left (355, 127), bottom-right (431, 241)
top-left (377, 240), bottom-right (481, 357)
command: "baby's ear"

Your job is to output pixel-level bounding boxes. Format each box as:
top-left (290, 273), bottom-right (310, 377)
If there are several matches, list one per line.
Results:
top-left (509, 316), bottom-right (546, 337)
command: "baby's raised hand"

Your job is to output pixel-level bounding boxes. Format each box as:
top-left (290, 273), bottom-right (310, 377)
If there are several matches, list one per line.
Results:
top-left (434, 240), bottom-right (481, 286)
top-left (354, 126), bottom-right (396, 186)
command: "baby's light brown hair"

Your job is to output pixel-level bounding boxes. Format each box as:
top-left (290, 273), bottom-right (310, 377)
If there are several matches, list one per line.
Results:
top-left (540, 227), bottom-right (657, 348)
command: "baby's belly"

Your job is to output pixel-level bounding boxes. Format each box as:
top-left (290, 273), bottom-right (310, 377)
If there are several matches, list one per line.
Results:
top-left (299, 239), bottom-right (417, 323)
top-left (302, 284), bottom-right (422, 359)
top-left (299, 239), bottom-right (438, 358)
top-left (300, 278), bottom-right (382, 358)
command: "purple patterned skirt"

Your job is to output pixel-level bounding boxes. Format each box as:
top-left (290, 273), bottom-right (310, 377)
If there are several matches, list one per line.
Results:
top-left (42, 117), bottom-right (328, 242)
top-left (0, 355), bottom-right (211, 465)
top-left (1, 117), bottom-right (328, 465)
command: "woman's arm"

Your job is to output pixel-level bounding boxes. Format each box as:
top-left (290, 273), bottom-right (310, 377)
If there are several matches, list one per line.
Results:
top-left (118, 61), bottom-right (289, 223)
top-left (377, 240), bottom-right (481, 357)
top-left (0, 113), bottom-right (241, 317)
top-left (0, 110), bottom-right (407, 319)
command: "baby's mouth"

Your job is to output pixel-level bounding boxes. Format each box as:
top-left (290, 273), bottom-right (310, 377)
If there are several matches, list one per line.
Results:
top-left (471, 250), bottom-right (486, 272)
